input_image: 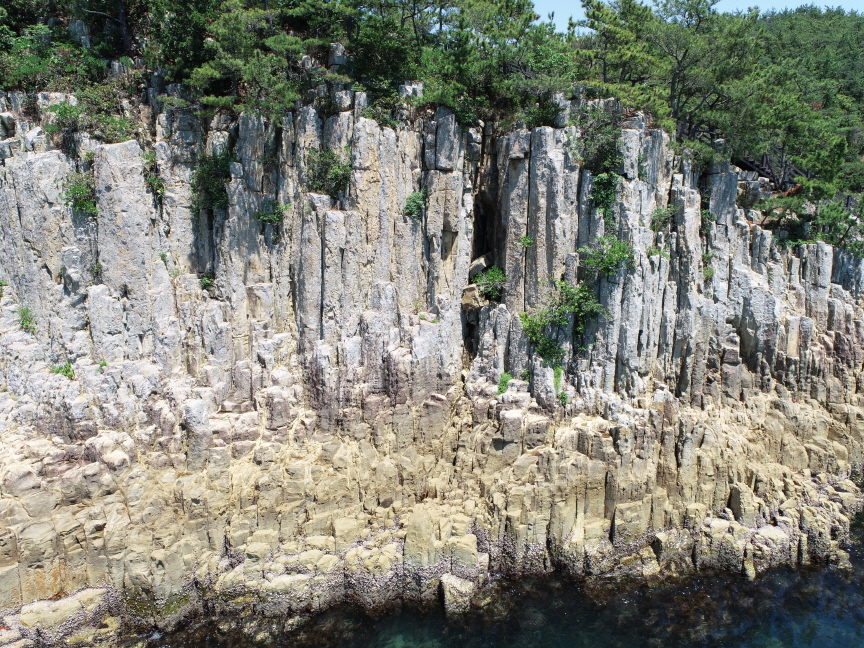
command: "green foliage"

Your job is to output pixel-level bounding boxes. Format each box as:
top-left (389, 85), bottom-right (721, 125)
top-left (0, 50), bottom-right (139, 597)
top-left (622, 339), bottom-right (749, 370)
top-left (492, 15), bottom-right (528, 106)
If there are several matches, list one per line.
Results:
top-left (700, 209), bottom-right (715, 235)
top-left (191, 151), bottom-right (232, 213)
top-left (558, 391), bottom-right (568, 406)
top-left (91, 262), bottom-right (103, 277)
top-left (361, 95), bottom-right (401, 130)
top-left (569, 110), bottom-right (623, 229)
top-left (703, 265), bottom-right (715, 281)
top-left (160, 252), bottom-right (169, 267)
top-left (578, 236), bottom-right (635, 277)
top-left (520, 281), bottom-right (607, 362)
top-left (45, 101), bottom-right (85, 135)
top-left (98, 114), bottom-right (134, 143)
top-left (569, 109), bottom-right (622, 174)
top-left (142, 151), bottom-right (165, 197)
top-left (255, 200), bottom-right (290, 226)
top-left (650, 207), bottom-right (673, 232)
top-left (497, 372), bottom-right (513, 395)
top-left (0, 25), bottom-right (105, 92)
top-left (475, 267), bottom-right (507, 300)
top-left (553, 365), bottom-right (563, 393)
top-left (672, 139), bottom-right (726, 173)
top-left (523, 99), bottom-right (560, 129)
top-left (63, 172), bottom-right (97, 216)
top-left (647, 246), bottom-right (670, 260)
top-left (185, 0), bottom-right (304, 118)
top-left (591, 173), bottom-right (620, 229)
top-left (18, 306), bottom-right (35, 333)
top-left (404, 188), bottom-right (427, 220)
top-left (200, 274), bottom-right (215, 290)
top-left (305, 148), bottom-right (352, 198)
top-left (0, 278), bottom-right (5, 299)
top-left (99, 360), bottom-right (108, 372)
top-left (519, 236), bottom-right (534, 248)
top-left (50, 362), bottom-right (74, 379)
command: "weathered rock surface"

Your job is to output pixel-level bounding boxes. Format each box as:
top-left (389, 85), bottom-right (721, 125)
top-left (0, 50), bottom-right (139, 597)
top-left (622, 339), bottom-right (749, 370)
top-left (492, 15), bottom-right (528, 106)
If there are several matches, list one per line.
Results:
top-left (0, 91), bottom-right (861, 640)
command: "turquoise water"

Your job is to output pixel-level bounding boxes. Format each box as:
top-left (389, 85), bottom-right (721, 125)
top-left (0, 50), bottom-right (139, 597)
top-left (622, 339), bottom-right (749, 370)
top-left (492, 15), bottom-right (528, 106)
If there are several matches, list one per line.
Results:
top-left (158, 548), bottom-right (864, 647)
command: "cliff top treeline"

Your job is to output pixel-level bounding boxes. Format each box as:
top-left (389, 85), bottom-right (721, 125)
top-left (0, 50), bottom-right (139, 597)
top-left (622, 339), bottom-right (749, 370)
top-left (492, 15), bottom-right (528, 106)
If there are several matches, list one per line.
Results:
top-left (1, 0), bottom-right (863, 247)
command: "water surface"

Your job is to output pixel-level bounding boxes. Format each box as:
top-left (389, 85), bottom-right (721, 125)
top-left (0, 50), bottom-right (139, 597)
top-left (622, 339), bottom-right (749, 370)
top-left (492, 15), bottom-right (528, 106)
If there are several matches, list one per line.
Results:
top-left (155, 549), bottom-right (864, 648)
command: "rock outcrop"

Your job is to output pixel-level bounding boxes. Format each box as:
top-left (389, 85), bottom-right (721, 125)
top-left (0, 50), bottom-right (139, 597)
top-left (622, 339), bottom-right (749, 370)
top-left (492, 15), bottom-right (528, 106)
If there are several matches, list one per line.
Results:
top-left (0, 87), bottom-right (862, 641)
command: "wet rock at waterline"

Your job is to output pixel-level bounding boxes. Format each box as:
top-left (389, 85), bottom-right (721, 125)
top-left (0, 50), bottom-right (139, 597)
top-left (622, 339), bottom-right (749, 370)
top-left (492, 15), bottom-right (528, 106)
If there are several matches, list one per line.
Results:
top-left (0, 91), bottom-right (861, 643)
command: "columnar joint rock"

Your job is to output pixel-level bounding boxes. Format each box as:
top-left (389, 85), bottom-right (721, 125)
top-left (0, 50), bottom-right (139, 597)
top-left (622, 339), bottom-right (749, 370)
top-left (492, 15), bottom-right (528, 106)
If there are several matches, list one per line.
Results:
top-left (0, 92), bottom-right (861, 638)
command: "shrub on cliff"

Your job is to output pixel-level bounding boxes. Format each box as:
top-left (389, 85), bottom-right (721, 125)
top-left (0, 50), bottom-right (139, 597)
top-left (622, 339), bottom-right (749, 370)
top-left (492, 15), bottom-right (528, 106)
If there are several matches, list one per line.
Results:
top-left (578, 236), bottom-right (635, 277)
top-left (63, 171), bottom-right (98, 216)
top-left (475, 267), bottom-right (507, 301)
top-left (305, 148), bottom-right (352, 198)
top-left (50, 362), bottom-right (75, 379)
top-left (191, 151), bottom-right (232, 213)
top-left (497, 372), bottom-right (513, 395)
top-left (254, 199), bottom-right (290, 225)
top-left (520, 281), bottom-right (606, 362)
top-left (404, 189), bottom-right (427, 220)
top-left (18, 306), bottom-right (35, 334)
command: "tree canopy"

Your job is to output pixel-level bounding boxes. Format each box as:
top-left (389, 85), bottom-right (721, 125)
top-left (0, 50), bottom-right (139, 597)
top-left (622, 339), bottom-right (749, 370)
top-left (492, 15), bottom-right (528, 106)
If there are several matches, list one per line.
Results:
top-left (0, 0), bottom-right (863, 249)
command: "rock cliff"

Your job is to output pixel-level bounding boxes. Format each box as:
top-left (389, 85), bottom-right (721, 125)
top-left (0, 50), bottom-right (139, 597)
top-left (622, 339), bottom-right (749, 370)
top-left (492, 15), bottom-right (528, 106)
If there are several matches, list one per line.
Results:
top-left (0, 87), bottom-right (862, 641)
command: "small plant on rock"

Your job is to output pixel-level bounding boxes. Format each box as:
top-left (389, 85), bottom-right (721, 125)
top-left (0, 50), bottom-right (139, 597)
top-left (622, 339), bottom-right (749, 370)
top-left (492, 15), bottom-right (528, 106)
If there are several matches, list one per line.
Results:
top-left (404, 188), bottom-right (427, 220)
top-left (99, 360), bottom-right (108, 372)
top-left (519, 236), bottom-right (534, 248)
top-left (700, 209), bottom-right (715, 235)
top-left (200, 274), bottom-right (215, 290)
top-left (63, 171), bottom-right (98, 216)
top-left (0, 279), bottom-right (7, 299)
top-left (18, 306), bottom-right (36, 333)
top-left (255, 200), bottom-right (290, 226)
top-left (703, 265), bottom-right (715, 281)
top-left (475, 267), bottom-right (507, 300)
top-left (650, 206), bottom-right (673, 232)
top-left (520, 281), bottom-right (607, 362)
top-left (91, 262), bottom-right (103, 277)
top-left (591, 172), bottom-right (619, 229)
top-left (50, 362), bottom-right (74, 379)
top-left (142, 150), bottom-right (165, 197)
top-left (497, 372), bottom-right (513, 395)
top-left (192, 151), bottom-right (232, 213)
top-left (305, 148), bottom-right (352, 198)
top-left (578, 236), bottom-right (635, 277)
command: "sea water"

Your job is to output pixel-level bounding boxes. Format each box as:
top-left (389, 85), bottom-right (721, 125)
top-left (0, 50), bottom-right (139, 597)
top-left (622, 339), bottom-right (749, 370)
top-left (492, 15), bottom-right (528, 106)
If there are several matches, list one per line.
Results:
top-left (155, 542), bottom-right (864, 648)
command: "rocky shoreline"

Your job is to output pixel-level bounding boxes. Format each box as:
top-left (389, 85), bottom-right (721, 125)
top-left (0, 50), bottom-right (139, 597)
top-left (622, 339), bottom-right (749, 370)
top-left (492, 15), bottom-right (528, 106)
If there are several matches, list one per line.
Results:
top-left (2, 84), bottom-right (864, 645)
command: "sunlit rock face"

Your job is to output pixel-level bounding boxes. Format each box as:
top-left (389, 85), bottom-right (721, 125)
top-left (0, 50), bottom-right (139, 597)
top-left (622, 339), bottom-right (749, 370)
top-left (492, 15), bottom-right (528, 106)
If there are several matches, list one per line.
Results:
top-left (0, 88), bottom-right (861, 639)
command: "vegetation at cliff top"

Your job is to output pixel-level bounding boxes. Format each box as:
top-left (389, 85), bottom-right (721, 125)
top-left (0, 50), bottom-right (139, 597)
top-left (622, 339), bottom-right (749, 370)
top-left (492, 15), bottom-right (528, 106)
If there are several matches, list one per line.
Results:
top-left (0, 1), bottom-right (863, 245)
